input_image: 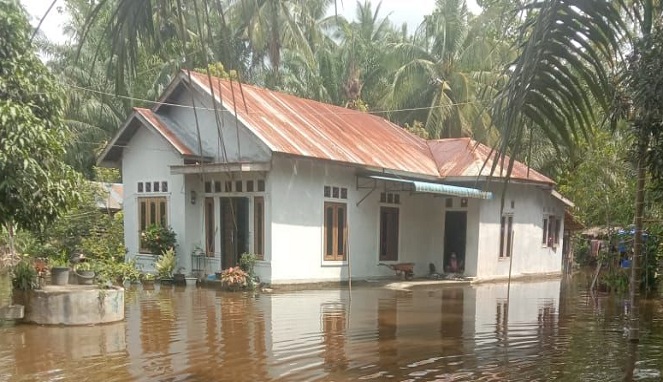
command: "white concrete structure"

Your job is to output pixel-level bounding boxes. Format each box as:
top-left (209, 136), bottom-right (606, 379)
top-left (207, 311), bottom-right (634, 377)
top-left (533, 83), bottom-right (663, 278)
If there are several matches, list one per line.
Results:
top-left (99, 71), bottom-right (572, 284)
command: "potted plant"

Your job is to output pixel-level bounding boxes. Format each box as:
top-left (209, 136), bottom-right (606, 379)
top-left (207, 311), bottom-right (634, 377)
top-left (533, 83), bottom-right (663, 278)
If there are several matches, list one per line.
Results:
top-left (173, 266), bottom-right (186, 284)
top-left (74, 261), bottom-right (96, 285)
top-left (220, 267), bottom-right (249, 291)
top-left (184, 274), bottom-right (198, 287)
top-left (48, 253), bottom-right (70, 286)
top-left (155, 248), bottom-right (176, 284)
top-left (141, 272), bottom-right (156, 287)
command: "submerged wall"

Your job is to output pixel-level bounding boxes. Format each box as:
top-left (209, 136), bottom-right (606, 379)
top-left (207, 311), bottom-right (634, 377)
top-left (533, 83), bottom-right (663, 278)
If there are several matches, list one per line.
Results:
top-left (13, 286), bottom-right (125, 325)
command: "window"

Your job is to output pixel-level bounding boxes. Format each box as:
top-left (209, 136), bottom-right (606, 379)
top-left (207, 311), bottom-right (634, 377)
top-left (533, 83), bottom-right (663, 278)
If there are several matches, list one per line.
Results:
top-left (214, 181), bottom-right (222, 193)
top-left (379, 207), bottom-right (399, 261)
top-left (446, 198), bottom-right (453, 208)
top-left (257, 180), bottom-right (265, 192)
top-left (247, 180), bottom-right (254, 192)
top-left (162, 181), bottom-right (168, 192)
top-left (145, 182), bottom-right (152, 192)
top-left (499, 215), bottom-right (513, 258)
top-left (236, 181), bottom-right (243, 192)
top-left (153, 182), bottom-right (160, 192)
top-left (225, 181), bottom-right (232, 192)
top-left (542, 216), bottom-right (561, 248)
top-left (138, 182), bottom-right (144, 193)
top-left (138, 197), bottom-right (168, 253)
top-left (380, 192), bottom-right (400, 205)
top-left (324, 202), bottom-right (347, 261)
top-left (254, 197), bottom-right (265, 260)
top-left (460, 198), bottom-right (468, 208)
top-left (205, 197), bottom-right (215, 256)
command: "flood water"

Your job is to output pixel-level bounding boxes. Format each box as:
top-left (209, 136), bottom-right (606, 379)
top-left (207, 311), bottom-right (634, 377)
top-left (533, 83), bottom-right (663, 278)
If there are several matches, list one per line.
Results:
top-left (1, 274), bottom-right (662, 382)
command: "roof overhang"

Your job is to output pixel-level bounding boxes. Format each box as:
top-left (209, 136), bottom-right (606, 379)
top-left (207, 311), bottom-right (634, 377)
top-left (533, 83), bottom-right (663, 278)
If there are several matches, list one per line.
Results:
top-left (171, 162), bottom-right (271, 175)
top-left (552, 190), bottom-right (575, 208)
top-left (364, 174), bottom-right (493, 200)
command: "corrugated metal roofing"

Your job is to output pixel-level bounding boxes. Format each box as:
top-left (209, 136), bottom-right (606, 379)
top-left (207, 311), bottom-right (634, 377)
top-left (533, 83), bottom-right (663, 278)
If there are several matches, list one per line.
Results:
top-left (135, 108), bottom-right (196, 156)
top-left (92, 182), bottom-right (123, 211)
top-left (187, 71), bottom-right (440, 177)
top-left (427, 138), bottom-right (554, 184)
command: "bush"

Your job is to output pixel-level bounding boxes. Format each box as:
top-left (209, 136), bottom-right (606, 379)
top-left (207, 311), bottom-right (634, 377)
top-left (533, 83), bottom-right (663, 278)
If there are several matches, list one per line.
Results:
top-left (142, 225), bottom-right (177, 256)
top-left (11, 255), bottom-right (38, 291)
top-left (155, 248), bottom-right (176, 279)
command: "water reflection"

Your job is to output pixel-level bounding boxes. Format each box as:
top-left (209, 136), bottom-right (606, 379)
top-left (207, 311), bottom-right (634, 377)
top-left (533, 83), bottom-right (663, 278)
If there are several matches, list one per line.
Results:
top-left (0, 275), bottom-right (661, 381)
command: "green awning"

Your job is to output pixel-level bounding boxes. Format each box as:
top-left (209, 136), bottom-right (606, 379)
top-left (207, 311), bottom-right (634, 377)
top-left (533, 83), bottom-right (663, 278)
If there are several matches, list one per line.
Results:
top-left (368, 175), bottom-right (492, 200)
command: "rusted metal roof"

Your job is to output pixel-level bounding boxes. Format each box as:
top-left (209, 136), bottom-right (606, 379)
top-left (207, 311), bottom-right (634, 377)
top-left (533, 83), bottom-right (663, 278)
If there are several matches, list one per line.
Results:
top-left (427, 138), bottom-right (554, 184)
top-left (134, 108), bottom-right (196, 156)
top-left (92, 182), bottom-right (123, 211)
top-left (187, 71), bottom-right (440, 176)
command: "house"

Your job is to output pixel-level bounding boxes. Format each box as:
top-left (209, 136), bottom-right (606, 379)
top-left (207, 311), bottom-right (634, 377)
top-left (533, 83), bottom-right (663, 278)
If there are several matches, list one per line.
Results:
top-left (92, 181), bottom-right (123, 214)
top-left (98, 70), bottom-right (572, 284)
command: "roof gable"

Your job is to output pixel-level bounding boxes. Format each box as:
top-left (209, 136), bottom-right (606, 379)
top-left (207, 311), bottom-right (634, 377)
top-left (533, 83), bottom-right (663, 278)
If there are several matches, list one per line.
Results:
top-left (98, 108), bottom-right (208, 165)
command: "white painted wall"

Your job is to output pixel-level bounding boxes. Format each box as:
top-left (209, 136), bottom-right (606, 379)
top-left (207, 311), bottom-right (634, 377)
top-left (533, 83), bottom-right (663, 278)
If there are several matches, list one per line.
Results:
top-left (266, 156), bottom-right (486, 284)
top-left (121, 127), bottom-right (185, 271)
top-left (475, 183), bottom-right (566, 280)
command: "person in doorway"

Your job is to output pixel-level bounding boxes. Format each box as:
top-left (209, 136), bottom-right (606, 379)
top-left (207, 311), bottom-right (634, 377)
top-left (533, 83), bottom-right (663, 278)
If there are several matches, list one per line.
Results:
top-left (448, 252), bottom-right (461, 273)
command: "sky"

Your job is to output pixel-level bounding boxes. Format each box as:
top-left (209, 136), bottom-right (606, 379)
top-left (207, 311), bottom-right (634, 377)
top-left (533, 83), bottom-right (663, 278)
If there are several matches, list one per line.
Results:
top-left (20, 0), bottom-right (482, 45)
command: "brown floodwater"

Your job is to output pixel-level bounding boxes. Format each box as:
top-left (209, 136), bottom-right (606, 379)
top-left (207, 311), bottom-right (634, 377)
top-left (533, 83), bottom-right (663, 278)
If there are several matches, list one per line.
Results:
top-left (1, 274), bottom-right (662, 381)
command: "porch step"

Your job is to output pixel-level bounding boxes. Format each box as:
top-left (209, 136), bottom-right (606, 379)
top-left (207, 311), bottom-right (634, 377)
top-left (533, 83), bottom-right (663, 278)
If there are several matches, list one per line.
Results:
top-left (0, 304), bottom-right (24, 320)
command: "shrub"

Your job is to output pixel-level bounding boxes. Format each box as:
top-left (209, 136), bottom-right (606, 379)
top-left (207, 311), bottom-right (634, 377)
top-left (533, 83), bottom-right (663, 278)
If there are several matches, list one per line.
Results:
top-left (142, 225), bottom-right (177, 256)
top-left (155, 248), bottom-right (176, 279)
top-left (11, 255), bottom-right (38, 291)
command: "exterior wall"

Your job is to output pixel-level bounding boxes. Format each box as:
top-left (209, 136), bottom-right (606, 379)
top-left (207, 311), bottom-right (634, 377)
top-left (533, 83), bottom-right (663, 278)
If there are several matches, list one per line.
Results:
top-left (475, 183), bottom-right (566, 280)
top-left (163, 87), bottom-right (271, 162)
top-left (121, 127), bottom-right (185, 271)
top-left (266, 156), bottom-right (481, 284)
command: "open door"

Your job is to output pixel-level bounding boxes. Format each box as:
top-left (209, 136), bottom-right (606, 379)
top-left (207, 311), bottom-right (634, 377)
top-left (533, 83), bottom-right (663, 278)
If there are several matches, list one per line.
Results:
top-left (220, 197), bottom-right (249, 269)
top-left (444, 211), bottom-right (467, 273)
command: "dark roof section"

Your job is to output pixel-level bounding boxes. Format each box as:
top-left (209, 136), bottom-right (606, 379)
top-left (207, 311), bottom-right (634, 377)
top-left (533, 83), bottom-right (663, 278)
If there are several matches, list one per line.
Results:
top-left (99, 108), bottom-right (210, 164)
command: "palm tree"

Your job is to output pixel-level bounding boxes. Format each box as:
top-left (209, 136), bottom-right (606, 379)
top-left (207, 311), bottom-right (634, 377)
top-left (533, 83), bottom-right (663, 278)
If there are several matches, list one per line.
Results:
top-left (490, 0), bottom-right (659, 340)
top-left (382, 0), bottom-right (509, 141)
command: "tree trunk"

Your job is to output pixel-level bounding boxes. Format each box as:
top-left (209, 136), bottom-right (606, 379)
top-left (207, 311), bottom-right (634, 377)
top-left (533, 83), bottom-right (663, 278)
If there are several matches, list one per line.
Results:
top-left (629, 136), bottom-right (647, 342)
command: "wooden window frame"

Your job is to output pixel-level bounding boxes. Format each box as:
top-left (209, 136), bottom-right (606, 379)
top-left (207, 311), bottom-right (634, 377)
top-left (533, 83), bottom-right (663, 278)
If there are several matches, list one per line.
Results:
top-left (204, 197), bottom-right (215, 257)
top-left (323, 202), bottom-right (347, 262)
top-left (499, 214), bottom-right (513, 258)
top-left (379, 207), bottom-right (399, 261)
top-left (542, 215), bottom-right (560, 248)
top-left (254, 196), bottom-right (265, 260)
top-left (138, 196), bottom-right (168, 253)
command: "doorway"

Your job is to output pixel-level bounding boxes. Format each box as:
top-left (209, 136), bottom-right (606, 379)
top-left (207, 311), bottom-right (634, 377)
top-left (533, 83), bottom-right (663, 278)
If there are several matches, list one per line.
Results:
top-left (444, 211), bottom-right (467, 272)
top-left (220, 197), bottom-right (249, 269)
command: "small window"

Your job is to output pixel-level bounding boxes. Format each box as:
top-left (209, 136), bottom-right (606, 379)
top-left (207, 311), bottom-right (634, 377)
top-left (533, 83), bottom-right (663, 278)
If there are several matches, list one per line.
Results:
top-left (205, 181), bottom-right (212, 193)
top-left (247, 180), bottom-right (254, 192)
top-left (145, 182), bottom-right (152, 192)
top-left (511, 200), bottom-right (515, 209)
top-left (394, 194), bottom-right (400, 204)
top-left (138, 182), bottom-right (144, 193)
top-left (387, 193), bottom-right (393, 204)
top-left (225, 181), bottom-right (232, 192)
top-left (236, 181), bottom-right (243, 192)
top-left (214, 181), bottom-right (222, 193)
top-left (460, 198), bottom-right (468, 208)
top-left (324, 186), bottom-right (331, 197)
top-left (446, 198), bottom-right (453, 208)
top-left (161, 181), bottom-right (168, 192)
top-left (258, 180), bottom-right (265, 192)
top-left (332, 187), bottom-right (339, 198)
top-left (542, 218), bottom-right (548, 245)
top-left (324, 202), bottom-right (347, 261)
top-left (380, 193), bottom-right (387, 203)
top-left (341, 188), bottom-right (348, 199)
top-left (153, 182), bottom-right (160, 192)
